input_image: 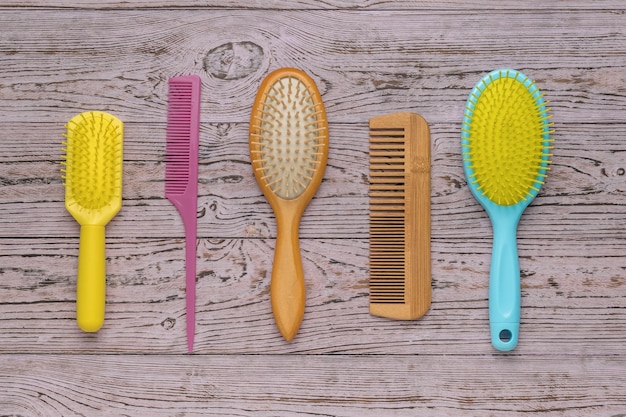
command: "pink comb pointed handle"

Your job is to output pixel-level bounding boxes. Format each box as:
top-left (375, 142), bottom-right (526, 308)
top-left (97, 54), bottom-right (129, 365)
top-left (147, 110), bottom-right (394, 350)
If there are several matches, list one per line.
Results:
top-left (165, 75), bottom-right (201, 352)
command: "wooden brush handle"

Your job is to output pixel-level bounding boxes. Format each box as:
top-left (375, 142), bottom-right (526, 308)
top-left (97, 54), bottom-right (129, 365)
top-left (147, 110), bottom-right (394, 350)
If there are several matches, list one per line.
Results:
top-left (271, 210), bottom-right (306, 342)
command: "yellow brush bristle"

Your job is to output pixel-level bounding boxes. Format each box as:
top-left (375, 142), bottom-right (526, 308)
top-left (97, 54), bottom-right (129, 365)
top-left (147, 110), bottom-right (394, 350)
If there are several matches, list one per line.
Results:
top-left (62, 111), bottom-right (123, 220)
top-left (250, 75), bottom-right (326, 200)
top-left (463, 73), bottom-right (554, 206)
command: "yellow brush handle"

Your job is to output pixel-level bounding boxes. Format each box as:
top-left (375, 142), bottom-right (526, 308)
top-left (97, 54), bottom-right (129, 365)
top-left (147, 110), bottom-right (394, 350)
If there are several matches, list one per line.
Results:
top-left (271, 210), bottom-right (306, 342)
top-left (76, 225), bottom-right (106, 332)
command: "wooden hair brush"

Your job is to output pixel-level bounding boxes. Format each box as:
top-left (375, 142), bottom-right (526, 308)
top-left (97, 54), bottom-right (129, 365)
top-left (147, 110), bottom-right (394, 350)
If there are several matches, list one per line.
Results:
top-left (249, 68), bottom-right (329, 341)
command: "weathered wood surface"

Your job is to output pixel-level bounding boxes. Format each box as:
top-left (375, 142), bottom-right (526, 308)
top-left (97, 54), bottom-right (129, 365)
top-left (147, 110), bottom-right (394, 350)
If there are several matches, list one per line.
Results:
top-left (1, 355), bottom-right (625, 417)
top-left (2, 10), bottom-right (626, 125)
top-left (0, 1), bottom-right (624, 9)
top-left (1, 4), bottom-right (626, 417)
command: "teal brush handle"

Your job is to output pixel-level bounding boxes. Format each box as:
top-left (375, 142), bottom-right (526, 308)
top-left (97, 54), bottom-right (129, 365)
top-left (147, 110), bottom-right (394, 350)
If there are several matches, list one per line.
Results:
top-left (488, 207), bottom-right (522, 351)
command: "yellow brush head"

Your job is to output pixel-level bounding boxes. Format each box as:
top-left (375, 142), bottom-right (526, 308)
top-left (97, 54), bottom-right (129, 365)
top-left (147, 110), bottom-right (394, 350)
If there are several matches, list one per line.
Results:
top-left (462, 69), bottom-right (553, 206)
top-left (62, 111), bottom-right (124, 226)
top-left (250, 68), bottom-right (328, 202)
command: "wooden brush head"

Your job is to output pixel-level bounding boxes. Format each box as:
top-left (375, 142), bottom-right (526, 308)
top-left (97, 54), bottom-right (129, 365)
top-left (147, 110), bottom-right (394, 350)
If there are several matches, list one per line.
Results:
top-left (369, 112), bottom-right (431, 320)
top-left (249, 67), bottom-right (328, 208)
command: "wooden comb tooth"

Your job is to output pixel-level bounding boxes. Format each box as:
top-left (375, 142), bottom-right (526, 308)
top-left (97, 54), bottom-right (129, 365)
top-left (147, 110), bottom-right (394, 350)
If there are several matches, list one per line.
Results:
top-left (368, 112), bottom-right (432, 320)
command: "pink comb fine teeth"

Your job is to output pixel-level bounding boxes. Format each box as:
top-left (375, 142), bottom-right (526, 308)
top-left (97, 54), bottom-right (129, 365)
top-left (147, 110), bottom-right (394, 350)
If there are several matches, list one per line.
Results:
top-left (165, 75), bottom-right (201, 352)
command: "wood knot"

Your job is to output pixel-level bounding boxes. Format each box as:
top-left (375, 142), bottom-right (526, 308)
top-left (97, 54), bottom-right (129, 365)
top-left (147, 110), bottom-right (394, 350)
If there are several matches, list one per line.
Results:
top-left (203, 42), bottom-right (263, 80)
top-left (160, 317), bottom-right (176, 330)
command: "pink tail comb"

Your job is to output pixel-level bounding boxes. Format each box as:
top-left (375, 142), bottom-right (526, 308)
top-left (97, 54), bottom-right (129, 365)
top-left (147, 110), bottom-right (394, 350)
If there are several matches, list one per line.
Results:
top-left (165, 75), bottom-right (201, 352)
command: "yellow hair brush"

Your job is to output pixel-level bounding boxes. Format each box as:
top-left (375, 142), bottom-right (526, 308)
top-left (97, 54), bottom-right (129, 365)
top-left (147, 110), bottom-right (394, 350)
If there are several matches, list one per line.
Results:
top-left (249, 68), bottom-right (329, 341)
top-left (62, 111), bottom-right (123, 332)
top-left (462, 69), bottom-right (553, 351)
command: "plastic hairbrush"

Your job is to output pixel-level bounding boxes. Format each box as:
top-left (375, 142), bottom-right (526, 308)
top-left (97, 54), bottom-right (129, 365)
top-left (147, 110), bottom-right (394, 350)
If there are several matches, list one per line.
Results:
top-left (462, 69), bottom-right (554, 351)
top-left (62, 111), bottom-right (123, 332)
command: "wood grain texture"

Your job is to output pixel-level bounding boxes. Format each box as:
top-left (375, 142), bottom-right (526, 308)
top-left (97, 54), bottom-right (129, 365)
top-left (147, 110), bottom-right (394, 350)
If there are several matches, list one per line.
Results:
top-left (1, 3), bottom-right (626, 416)
top-left (1, 10), bottom-right (626, 125)
top-left (0, 1), bottom-right (623, 9)
top-left (1, 355), bottom-right (625, 416)
top-left (2, 236), bottom-right (625, 356)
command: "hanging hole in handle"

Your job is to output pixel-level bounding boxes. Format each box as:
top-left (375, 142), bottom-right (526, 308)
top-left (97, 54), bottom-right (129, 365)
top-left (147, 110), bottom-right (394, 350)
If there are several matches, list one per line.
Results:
top-left (499, 329), bottom-right (512, 343)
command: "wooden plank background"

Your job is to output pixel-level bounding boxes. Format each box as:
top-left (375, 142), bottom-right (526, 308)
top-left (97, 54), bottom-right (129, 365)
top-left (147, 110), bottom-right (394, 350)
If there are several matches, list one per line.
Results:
top-left (1, 2), bottom-right (625, 416)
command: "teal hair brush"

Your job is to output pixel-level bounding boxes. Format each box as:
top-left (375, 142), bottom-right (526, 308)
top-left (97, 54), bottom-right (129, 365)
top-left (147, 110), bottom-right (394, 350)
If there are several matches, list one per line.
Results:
top-left (461, 69), bottom-right (553, 351)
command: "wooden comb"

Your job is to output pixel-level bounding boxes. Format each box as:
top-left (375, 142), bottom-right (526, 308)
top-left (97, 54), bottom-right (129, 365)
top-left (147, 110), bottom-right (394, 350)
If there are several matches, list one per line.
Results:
top-left (369, 112), bottom-right (431, 320)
